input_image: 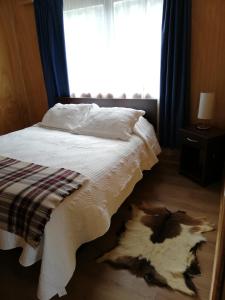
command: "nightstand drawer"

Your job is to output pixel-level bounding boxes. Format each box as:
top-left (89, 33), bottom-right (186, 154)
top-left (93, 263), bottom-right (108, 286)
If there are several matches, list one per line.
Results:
top-left (180, 132), bottom-right (205, 148)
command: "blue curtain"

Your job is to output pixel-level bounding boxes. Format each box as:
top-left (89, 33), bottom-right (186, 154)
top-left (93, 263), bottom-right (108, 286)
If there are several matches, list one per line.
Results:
top-left (159, 0), bottom-right (191, 148)
top-left (34, 0), bottom-right (70, 108)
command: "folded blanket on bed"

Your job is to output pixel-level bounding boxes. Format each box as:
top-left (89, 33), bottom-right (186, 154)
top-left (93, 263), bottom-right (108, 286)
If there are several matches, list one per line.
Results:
top-left (0, 156), bottom-right (87, 247)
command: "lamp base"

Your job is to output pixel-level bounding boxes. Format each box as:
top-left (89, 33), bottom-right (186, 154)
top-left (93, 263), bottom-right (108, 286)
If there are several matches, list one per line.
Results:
top-left (196, 123), bottom-right (211, 130)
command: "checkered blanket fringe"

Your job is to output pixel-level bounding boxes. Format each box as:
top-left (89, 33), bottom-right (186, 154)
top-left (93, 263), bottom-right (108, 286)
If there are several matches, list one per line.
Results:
top-left (0, 156), bottom-right (86, 248)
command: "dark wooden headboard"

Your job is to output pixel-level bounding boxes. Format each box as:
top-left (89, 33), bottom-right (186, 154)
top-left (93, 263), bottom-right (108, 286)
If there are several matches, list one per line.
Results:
top-left (58, 97), bottom-right (158, 129)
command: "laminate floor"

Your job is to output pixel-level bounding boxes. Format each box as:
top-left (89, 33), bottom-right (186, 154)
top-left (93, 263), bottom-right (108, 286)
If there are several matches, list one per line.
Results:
top-left (0, 160), bottom-right (221, 300)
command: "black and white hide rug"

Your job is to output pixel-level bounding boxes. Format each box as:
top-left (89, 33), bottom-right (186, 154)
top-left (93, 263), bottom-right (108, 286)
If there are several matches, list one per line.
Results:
top-left (97, 205), bottom-right (214, 296)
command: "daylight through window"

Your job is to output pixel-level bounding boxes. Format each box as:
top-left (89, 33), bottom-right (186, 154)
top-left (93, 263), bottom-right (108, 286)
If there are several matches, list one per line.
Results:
top-left (63, 0), bottom-right (163, 99)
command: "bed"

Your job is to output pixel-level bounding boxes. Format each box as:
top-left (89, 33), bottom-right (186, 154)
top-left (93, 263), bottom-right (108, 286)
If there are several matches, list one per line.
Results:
top-left (0, 98), bottom-right (160, 300)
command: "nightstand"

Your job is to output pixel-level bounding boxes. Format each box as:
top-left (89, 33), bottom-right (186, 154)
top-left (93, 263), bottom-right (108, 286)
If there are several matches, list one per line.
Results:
top-left (179, 126), bottom-right (225, 186)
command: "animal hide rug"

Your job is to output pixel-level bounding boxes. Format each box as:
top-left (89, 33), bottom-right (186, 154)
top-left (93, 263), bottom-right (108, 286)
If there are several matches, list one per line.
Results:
top-left (97, 206), bottom-right (214, 296)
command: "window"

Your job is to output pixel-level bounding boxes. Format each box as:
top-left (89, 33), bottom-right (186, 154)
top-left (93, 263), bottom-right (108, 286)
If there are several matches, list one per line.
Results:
top-left (63, 0), bottom-right (163, 99)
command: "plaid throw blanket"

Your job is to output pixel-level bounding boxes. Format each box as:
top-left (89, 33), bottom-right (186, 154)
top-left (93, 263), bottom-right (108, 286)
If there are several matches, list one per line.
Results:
top-left (0, 156), bottom-right (87, 248)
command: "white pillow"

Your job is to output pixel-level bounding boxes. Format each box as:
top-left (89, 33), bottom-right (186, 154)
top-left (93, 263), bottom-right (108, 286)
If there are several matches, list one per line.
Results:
top-left (74, 106), bottom-right (145, 141)
top-left (41, 103), bottom-right (98, 132)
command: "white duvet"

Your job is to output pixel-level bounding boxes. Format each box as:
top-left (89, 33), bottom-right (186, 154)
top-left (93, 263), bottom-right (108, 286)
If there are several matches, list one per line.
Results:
top-left (0, 124), bottom-right (160, 300)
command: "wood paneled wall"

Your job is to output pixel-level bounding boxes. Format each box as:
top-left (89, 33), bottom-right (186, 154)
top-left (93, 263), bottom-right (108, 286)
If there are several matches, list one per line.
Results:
top-left (13, 0), bottom-right (48, 124)
top-left (0, 0), bottom-right (48, 135)
top-left (0, 0), bottom-right (29, 134)
top-left (191, 0), bottom-right (225, 129)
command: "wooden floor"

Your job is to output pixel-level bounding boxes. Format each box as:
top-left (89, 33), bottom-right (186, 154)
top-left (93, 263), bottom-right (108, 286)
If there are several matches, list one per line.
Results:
top-left (0, 159), bottom-right (221, 300)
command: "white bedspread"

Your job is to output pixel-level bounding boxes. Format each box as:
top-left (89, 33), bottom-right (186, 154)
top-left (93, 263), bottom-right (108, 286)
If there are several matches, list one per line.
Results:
top-left (0, 125), bottom-right (159, 300)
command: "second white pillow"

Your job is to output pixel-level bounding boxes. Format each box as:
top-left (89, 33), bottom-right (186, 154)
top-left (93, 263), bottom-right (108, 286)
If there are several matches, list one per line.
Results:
top-left (74, 106), bottom-right (145, 141)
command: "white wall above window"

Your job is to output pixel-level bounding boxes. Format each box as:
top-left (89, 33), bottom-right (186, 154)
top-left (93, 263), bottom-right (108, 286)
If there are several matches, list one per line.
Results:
top-left (63, 0), bottom-right (163, 99)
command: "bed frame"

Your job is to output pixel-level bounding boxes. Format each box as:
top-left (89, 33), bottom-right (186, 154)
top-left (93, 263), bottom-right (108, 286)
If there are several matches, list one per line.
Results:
top-left (58, 97), bottom-right (158, 130)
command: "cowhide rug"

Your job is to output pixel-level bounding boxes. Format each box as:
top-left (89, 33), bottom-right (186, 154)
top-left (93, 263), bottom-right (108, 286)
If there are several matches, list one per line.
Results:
top-left (97, 205), bottom-right (214, 296)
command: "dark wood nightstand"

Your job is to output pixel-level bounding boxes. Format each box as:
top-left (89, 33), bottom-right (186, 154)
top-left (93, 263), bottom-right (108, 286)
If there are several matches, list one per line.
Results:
top-left (179, 126), bottom-right (225, 186)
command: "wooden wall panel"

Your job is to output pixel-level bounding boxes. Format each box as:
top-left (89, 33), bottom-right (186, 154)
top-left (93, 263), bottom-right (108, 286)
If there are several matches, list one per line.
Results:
top-left (13, 0), bottom-right (48, 123)
top-left (0, 0), bottom-right (48, 135)
top-left (0, 0), bottom-right (30, 134)
top-left (191, 0), bottom-right (225, 129)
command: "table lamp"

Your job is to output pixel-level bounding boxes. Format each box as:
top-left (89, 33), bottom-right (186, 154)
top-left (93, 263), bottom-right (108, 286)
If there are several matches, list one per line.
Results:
top-left (197, 92), bottom-right (215, 130)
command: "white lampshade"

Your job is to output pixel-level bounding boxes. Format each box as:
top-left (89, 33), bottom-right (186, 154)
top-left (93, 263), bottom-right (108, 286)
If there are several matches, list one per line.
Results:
top-left (197, 92), bottom-right (215, 120)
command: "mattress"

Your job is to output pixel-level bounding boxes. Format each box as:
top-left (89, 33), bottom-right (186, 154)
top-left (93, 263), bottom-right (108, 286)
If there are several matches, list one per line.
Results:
top-left (0, 124), bottom-right (160, 300)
